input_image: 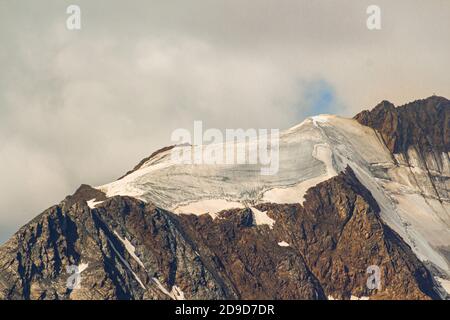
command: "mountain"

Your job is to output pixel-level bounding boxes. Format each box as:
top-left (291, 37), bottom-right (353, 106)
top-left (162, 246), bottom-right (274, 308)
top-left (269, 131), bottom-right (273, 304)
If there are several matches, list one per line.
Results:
top-left (0, 96), bottom-right (449, 300)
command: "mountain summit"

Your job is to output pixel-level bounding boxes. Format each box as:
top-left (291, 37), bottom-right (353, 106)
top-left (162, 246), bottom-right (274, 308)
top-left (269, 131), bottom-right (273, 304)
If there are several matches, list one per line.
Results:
top-left (0, 96), bottom-right (449, 300)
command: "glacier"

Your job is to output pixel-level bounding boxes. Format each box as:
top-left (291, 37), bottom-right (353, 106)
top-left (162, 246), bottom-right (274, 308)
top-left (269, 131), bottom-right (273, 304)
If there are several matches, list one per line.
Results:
top-left (98, 114), bottom-right (450, 290)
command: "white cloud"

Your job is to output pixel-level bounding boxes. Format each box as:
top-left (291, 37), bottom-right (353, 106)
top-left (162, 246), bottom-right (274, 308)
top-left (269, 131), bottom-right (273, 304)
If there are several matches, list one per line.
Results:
top-left (0, 0), bottom-right (449, 243)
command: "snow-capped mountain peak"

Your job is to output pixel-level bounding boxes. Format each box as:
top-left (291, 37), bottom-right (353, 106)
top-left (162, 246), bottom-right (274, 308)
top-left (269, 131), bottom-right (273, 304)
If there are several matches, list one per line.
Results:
top-left (1, 96), bottom-right (448, 300)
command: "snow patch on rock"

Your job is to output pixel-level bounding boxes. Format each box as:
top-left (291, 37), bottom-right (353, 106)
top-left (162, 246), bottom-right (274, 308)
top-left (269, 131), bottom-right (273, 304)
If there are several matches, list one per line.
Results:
top-left (251, 207), bottom-right (275, 229)
top-left (86, 199), bottom-right (104, 209)
top-left (152, 278), bottom-right (186, 300)
top-left (350, 295), bottom-right (370, 300)
top-left (106, 237), bottom-right (146, 290)
top-left (114, 231), bottom-right (145, 269)
top-left (78, 263), bottom-right (89, 273)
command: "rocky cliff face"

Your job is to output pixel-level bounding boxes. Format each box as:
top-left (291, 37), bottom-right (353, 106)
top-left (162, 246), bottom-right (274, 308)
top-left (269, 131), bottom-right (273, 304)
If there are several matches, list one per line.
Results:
top-left (354, 96), bottom-right (449, 156)
top-left (354, 96), bottom-right (450, 201)
top-left (0, 168), bottom-right (438, 300)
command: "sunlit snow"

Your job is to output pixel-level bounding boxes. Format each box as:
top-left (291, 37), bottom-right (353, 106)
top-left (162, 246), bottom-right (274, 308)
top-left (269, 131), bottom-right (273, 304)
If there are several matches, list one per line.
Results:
top-left (251, 207), bottom-right (275, 229)
top-left (278, 241), bottom-right (290, 247)
top-left (96, 114), bottom-right (450, 288)
top-left (114, 231), bottom-right (145, 269)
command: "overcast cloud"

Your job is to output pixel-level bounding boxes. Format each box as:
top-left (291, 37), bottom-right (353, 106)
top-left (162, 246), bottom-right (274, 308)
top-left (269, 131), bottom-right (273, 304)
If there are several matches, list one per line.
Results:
top-left (0, 0), bottom-right (449, 243)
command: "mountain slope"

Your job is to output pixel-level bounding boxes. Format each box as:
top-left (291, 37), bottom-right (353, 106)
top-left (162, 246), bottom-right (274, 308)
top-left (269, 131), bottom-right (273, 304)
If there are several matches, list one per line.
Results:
top-left (0, 96), bottom-right (449, 299)
top-left (354, 96), bottom-right (450, 295)
top-left (0, 168), bottom-right (438, 300)
top-left (96, 97), bottom-right (450, 290)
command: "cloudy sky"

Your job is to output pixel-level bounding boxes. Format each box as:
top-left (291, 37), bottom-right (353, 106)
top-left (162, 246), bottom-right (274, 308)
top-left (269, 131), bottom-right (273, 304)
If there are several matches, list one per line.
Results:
top-left (0, 0), bottom-right (449, 243)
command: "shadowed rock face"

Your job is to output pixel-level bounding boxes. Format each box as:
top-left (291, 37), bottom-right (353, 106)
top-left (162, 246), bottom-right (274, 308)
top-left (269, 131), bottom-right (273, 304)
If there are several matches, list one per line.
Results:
top-left (254, 168), bottom-right (438, 300)
top-left (0, 169), bottom-right (438, 300)
top-left (354, 95), bottom-right (450, 206)
top-left (354, 96), bottom-right (449, 155)
top-left (0, 186), bottom-right (228, 300)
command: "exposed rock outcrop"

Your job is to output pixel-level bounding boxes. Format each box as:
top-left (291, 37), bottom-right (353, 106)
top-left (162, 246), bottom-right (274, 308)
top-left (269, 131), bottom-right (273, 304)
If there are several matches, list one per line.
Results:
top-left (355, 96), bottom-right (450, 201)
top-left (354, 96), bottom-right (449, 155)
